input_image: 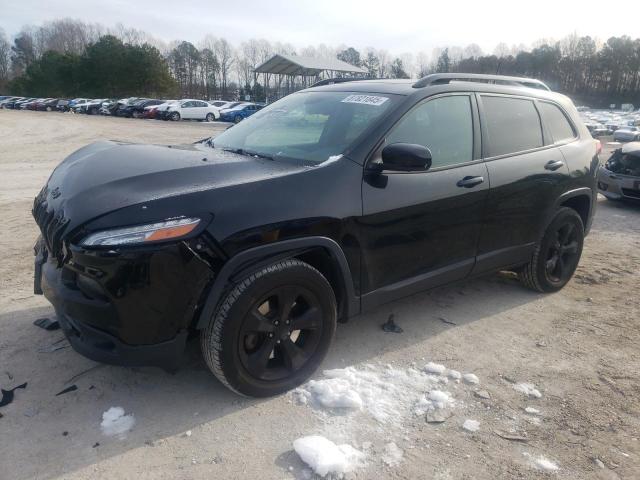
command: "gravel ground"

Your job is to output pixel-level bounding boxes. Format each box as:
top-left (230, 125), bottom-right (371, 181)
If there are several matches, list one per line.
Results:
top-left (0, 110), bottom-right (639, 480)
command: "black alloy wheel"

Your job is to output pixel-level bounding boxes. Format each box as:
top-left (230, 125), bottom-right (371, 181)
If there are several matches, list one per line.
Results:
top-left (519, 207), bottom-right (584, 292)
top-left (201, 259), bottom-right (337, 397)
top-left (238, 285), bottom-right (324, 382)
top-left (544, 222), bottom-right (580, 284)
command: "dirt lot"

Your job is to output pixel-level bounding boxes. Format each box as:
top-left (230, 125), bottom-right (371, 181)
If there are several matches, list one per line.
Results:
top-left (0, 110), bottom-right (639, 480)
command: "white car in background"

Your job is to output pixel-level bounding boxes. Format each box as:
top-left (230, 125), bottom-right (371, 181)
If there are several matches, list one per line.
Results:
top-left (165, 99), bottom-right (221, 121)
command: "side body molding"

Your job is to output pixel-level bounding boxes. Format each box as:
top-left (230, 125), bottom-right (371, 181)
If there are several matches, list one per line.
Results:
top-left (195, 236), bottom-right (359, 329)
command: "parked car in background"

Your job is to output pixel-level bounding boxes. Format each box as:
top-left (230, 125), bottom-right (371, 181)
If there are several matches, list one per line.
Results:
top-left (118, 99), bottom-right (163, 118)
top-left (0, 96), bottom-right (22, 108)
top-left (4, 97), bottom-right (29, 109)
top-left (162, 99), bottom-right (221, 121)
top-left (142, 101), bottom-right (174, 119)
top-left (62, 98), bottom-right (90, 112)
top-left (598, 142), bottom-right (640, 201)
top-left (153, 100), bottom-right (179, 120)
top-left (23, 98), bottom-right (45, 110)
top-left (36, 98), bottom-right (61, 111)
top-left (219, 103), bottom-right (263, 123)
top-left (71, 99), bottom-right (106, 114)
top-left (613, 126), bottom-right (640, 142)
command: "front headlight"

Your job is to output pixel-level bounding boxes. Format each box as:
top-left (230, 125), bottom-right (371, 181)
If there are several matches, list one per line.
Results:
top-left (81, 217), bottom-right (201, 247)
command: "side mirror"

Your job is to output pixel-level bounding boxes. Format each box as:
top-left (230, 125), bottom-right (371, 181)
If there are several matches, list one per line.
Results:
top-left (380, 143), bottom-right (432, 172)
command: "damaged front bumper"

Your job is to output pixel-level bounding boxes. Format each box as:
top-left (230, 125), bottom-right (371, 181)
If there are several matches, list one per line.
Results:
top-left (34, 238), bottom-right (217, 371)
top-left (597, 166), bottom-right (640, 201)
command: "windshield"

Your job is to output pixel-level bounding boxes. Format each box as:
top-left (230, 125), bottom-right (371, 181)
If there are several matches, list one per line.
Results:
top-left (211, 91), bottom-right (398, 164)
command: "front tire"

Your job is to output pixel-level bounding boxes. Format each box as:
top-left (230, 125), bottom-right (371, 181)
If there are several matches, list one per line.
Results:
top-left (170, 111), bottom-right (180, 121)
top-left (205, 113), bottom-right (215, 122)
top-left (519, 207), bottom-right (584, 292)
top-left (201, 259), bottom-right (337, 397)
top-left (234, 115), bottom-right (242, 124)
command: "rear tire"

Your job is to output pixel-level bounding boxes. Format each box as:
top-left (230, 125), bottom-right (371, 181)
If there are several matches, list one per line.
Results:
top-left (234, 115), bottom-right (242, 124)
top-left (519, 207), bottom-right (584, 292)
top-left (201, 259), bottom-right (337, 397)
top-left (205, 113), bottom-right (215, 122)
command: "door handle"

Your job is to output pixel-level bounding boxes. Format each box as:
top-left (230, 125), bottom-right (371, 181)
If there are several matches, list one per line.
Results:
top-left (456, 176), bottom-right (484, 188)
top-left (544, 160), bottom-right (565, 171)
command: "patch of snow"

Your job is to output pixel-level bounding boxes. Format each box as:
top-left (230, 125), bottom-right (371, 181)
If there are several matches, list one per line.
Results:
top-left (463, 373), bottom-right (479, 384)
top-left (424, 362), bottom-right (446, 375)
top-left (514, 383), bottom-right (542, 398)
top-left (382, 442), bottom-right (404, 466)
top-left (296, 365), bottom-right (455, 423)
top-left (447, 369), bottom-right (462, 381)
top-left (301, 378), bottom-right (363, 410)
top-left (462, 419), bottom-right (480, 432)
top-left (100, 407), bottom-right (135, 437)
top-left (293, 435), bottom-right (364, 477)
top-left (524, 407), bottom-right (541, 415)
top-left (428, 390), bottom-right (450, 408)
top-left (534, 456), bottom-right (559, 472)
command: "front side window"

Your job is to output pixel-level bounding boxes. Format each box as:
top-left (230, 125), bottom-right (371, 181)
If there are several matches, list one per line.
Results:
top-left (482, 96), bottom-right (543, 156)
top-left (211, 91), bottom-right (398, 164)
top-left (385, 95), bottom-right (473, 168)
top-left (538, 102), bottom-right (576, 144)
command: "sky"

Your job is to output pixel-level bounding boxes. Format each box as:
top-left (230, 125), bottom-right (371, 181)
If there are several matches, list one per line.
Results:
top-left (1, 0), bottom-right (636, 55)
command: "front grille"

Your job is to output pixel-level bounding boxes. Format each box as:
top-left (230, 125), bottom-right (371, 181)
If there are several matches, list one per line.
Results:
top-left (622, 188), bottom-right (640, 199)
top-left (32, 187), bottom-right (69, 261)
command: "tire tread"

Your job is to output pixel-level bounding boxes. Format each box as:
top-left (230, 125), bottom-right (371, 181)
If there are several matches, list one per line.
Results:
top-left (200, 259), bottom-right (329, 396)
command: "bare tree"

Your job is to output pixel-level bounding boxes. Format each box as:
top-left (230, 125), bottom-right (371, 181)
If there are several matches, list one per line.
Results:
top-left (0, 28), bottom-right (10, 86)
top-left (215, 38), bottom-right (234, 98)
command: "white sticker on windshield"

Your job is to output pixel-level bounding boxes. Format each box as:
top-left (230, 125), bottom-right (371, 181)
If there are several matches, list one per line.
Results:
top-left (341, 94), bottom-right (389, 106)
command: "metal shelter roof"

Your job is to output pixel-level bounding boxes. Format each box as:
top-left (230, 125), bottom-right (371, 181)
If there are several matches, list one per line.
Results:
top-left (254, 54), bottom-right (367, 76)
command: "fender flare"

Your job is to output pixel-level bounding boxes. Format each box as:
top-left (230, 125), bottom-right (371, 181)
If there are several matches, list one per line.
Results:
top-left (552, 187), bottom-right (594, 233)
top-left (195, 236), bottom-right (359, 329)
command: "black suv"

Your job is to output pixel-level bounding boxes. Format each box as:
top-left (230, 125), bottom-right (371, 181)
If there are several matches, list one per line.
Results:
top-left (33, 74), bottom-right (598, 397)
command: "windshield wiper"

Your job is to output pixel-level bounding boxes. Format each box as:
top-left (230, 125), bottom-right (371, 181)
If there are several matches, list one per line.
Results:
top-left (221, 147), bottom-right (274, 161)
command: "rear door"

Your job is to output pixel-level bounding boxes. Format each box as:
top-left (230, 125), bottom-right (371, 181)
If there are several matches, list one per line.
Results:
top-left (360, 93), bottom-right (489, 308)
top-left (473, 94), bottom-right (572, 273)
top-left (181, 101), bottom-right (195, 119)
top-left (194, 101), bottom-right (209, 119)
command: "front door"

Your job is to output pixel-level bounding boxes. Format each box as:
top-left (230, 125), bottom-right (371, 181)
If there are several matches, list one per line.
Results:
top-left (360, 93), bottom-right (488, 310)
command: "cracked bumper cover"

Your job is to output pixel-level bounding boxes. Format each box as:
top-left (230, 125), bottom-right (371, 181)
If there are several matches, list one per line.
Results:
top-left (36, 240), bottom-right (215, 370)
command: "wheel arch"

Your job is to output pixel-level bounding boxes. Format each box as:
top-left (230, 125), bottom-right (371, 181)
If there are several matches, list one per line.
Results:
top-left (195, 237), bottom-right (359, 330)
top-left (555, 188), bottom-right (593, 234)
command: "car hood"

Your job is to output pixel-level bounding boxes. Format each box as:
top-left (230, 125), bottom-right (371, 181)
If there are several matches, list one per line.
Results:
top-left (36, 140), bottom-right (308, 237)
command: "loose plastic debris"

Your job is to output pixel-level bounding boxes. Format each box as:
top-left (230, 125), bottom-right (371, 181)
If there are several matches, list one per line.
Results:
top-left (0, 382), bottom-right (28, 408)
top-left (382, 314), bottom-right (403, 333)
top-left (33, 317), bottom-right (60, 331)
top-left (55, 385), bottom-right (78, 396)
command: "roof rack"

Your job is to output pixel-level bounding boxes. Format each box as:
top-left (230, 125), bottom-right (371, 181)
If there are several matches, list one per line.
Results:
top-left (412, 73), bottom-right (550, 91)
top-left (311, 77), bottom-right (372, 87)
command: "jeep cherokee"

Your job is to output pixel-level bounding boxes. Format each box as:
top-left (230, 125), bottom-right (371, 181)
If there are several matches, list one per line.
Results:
top-left (33, 74), bottom-right (598, 397)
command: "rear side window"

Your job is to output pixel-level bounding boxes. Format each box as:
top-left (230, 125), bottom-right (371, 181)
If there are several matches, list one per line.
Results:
top-left (386, 95), bottom-right (473, 168)
top-left (538, 102), bottom-right (576, 143)
top-left (482, 96), bottom-right (543, 156)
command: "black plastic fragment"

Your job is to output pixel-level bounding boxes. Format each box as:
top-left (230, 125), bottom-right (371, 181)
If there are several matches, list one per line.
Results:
top-left (33, 317), bottom-right (60, 331)
top-left (55, 385), bottom-right (78, 396)
top-left (382, 314), bottom-right (403, 333)
top-left (0, 382), bottom-right (28, 408)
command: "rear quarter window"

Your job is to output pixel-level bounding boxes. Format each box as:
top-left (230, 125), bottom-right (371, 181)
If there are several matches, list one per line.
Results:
top-left (538, 102), bottom-right (576, 144)
top-left (482, 96), bottom-right (543, 157)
